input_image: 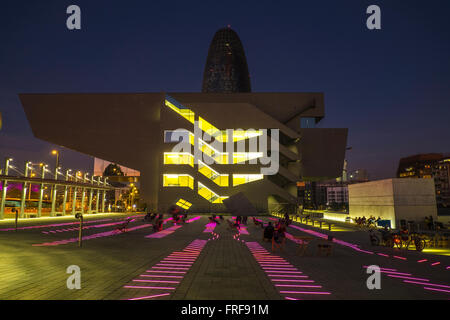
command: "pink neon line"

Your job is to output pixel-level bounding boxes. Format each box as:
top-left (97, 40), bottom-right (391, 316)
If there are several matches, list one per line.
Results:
top-left (263, 268), bottom-right (299, 271)
top-left (285, 297), bottom-right (300, 300)
top-left (387, 275), bottom-right (429, 281)
top-left (382, 271), bottom-right (412, 276)
top-left (151, 267), bottom-right (189, 270)
top-left (156, 264), bottom-right (193, 267)
top-left (431, 262), bottom-right (441, 266)
top-left (377, 253), bottom-right (389, 257)
top-left (275, 285), bottom-right (322, 288)
top-left (139, 275), bottom-right (183, 278)
top-left (417, 259), bottom-right (428, 263)
top-left (133, 279), bottom-right (180, 284)
top-left (271, 279), bottom-right (314, 283)
top-left (363, 266), bottom-right (397, 272)
top-left (124, 286), bottom-right (175, 290)
top-left (404, 281), bottom-right (450, 289)
top-left (268, 275), bottom-right (308, 278)
top-left (127, 293), bottom-right (171, 300)
top-left (145, 270), bottom-right (186, 274)
top-left (393, 256), bottom-right (407, 260)
top-left (423, 287), bottom-right (450, 293)
top-left (279, 291), bottom-right (331, 295)
top-left (263, 271), bottom-right (303, 274)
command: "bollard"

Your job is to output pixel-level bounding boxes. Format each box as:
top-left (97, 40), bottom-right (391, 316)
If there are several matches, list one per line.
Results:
top-left (14, 208), bottom-right (18, 232)
top-left (75, 213), bottom-right (83, 247)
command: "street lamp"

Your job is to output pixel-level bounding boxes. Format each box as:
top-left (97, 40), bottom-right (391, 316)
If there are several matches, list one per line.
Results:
top-left (51, 150), bottom-right (60, 169)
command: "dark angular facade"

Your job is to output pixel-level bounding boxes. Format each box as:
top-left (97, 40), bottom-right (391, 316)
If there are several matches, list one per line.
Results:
top-left (202, 27), bottom-right (251, 93)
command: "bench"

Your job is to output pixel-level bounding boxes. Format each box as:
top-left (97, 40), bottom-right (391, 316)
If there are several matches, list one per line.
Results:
top-left (316, 238), bottom-right (334, 256)
top-left (292, 235), bottom-right (315, 256)
top-left (116, 218), bottom-right (134, 232)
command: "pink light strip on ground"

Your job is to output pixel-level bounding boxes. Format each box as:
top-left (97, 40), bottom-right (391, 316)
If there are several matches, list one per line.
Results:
top-left (387, 275), bottom-right (430, 281)
top-left (145, 225), bottom-right (182, 238)
top-left (393, 256), bottom-right (407, 260)
top-left (275, 285), bottom-right (322, 288)
top-left (271, 279), bottom-right (314, 283)
top-left (285, 296), bottom-right (300, 300)
top-left (203, 222), bottom-right (217, 233)
top-left (262, 270), bottom-right (303, 274)
top-left (42, 220), bottom-right (132, 234)
top-left (133, 279), bottom-right (180, 284)
top-left (185, 216), bottom-right (202, 223)
top-left (0, 218), bottom-right (114, 232)
top-left (423, 287), bottom-right (450, 293)
top-left (139, 275), bottom-right (183, 278)
top-left (263, 268), bottom-right (299, 271)
top-left (403, 281), bottom-right (450, 289)
top-left (270, 276), bottom-right (308, 280)
top-left (125, 239), bottom-right (207, 300)
top-left (32, 224), bottom-right (152, 247)
top-left (417, 259), bottom-right (428, 263)
top-left (279, 291), bottom-right (331, 295)
top-left (128, 293), bottom-right (171, 300)
top-left (246, 241), bottom-right (330, 298)
top-left (431, 262), bottom-right (441, 266)
top-left (145, 270), bottom-right (186, 274)
top-left (151, 266), bottom-right (189, 270)
top-left (377, 253), bottom-right (389, 257)
top-left (124, 286), bottom-right (176, 290)
top-left (156, 264), bottom-right (193, 267)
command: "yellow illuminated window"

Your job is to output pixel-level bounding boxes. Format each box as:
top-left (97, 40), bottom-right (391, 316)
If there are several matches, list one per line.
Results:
top-left (163, 174), bottom-right (194, 189)
top-left (198, 182), bottom-right (228, 204)
top-left (233, 174), bottom-right (264, 186)
top-left (198, 160), bottom-right (229, 186)
top-left (176, 198), bottom-right (192, 210)
top-left (165, 99), bottom-right (195, 124)
top-left (233, 152), bottom-right (263, 164)
top-left (164, 153), bottom-right (194, 167)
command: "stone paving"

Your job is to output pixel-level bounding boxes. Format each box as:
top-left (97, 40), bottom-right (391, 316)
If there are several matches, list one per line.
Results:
top-left (0, 213), bottom-right (449, 300)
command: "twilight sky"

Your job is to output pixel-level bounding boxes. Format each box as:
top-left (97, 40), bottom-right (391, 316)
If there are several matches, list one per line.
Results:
top-left (1, 0), bottom-right (449, 179)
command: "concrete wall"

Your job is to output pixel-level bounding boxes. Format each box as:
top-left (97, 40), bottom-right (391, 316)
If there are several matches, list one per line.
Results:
top-left (349, 178), bottom-right (437, 228)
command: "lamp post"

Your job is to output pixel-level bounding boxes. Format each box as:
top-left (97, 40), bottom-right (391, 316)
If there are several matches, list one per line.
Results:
top-left (62, 169), bottom-right (71, 215)
top-left (0, 158), bottom-right (13, 220)
top-left (51, 150), bottom-right (60, 169)
top-left (37, 164), bottom-right (48, 218)
top-left (19, 161), bottom-right (32, 218)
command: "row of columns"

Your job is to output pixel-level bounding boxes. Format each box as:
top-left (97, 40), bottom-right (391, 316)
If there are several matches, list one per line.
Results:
top-left (0, 158), bottom-right (110, 220)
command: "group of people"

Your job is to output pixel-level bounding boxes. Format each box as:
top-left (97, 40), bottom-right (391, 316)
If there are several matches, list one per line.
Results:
top-left (262, 218), bottom-right (288, 252)
top-left (354, 216), bottom-right (380, 228)
top-left (143, 212), bottom-right (165, 231)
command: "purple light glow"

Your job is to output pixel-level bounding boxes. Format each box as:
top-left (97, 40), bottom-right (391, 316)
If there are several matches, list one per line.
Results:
top-left (271, 279), bottom-right (314, 283)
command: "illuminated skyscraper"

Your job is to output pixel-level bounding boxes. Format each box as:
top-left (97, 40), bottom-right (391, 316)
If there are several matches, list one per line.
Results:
top-left (202, 27), bottom-right (251, 93)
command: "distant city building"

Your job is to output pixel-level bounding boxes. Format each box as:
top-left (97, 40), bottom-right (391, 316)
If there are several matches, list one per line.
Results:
top-left (397, 153), bottom-right (450, 214)
top-left (202, 27), bottom-right (251, 93)
top-left (347, 169), bottom-right (369, 182)
top-left (327, 185), bottom-right (348, 204)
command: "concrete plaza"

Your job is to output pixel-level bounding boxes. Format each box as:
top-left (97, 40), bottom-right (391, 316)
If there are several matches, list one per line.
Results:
top-left (0, 213), bottom-right (449, 300)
